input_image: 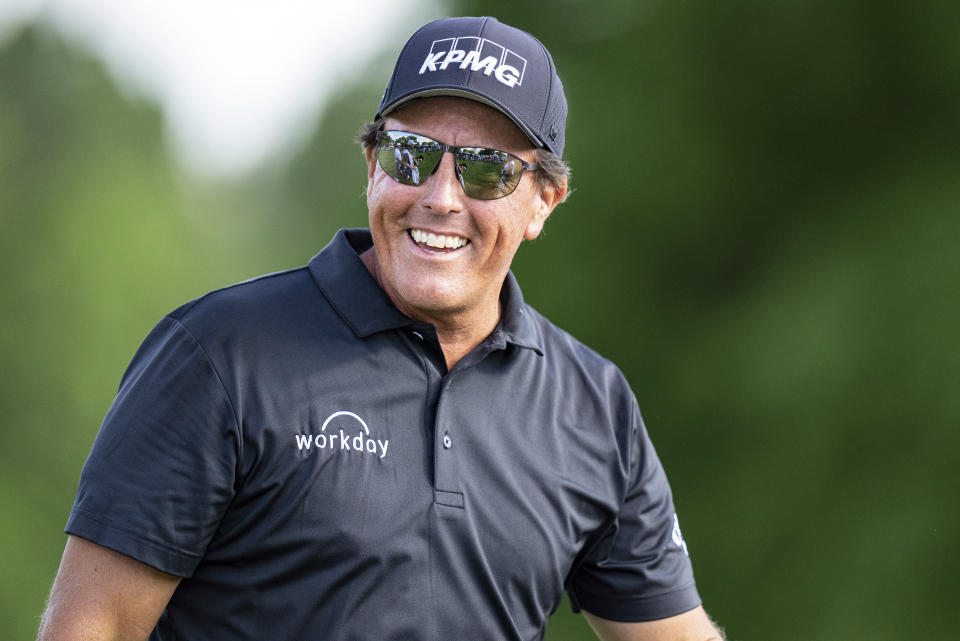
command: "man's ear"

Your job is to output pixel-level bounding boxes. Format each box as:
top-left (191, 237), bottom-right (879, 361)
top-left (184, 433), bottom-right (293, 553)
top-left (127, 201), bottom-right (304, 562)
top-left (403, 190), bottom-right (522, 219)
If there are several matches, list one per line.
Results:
top-left (524, 178), bottom-right (567, 240)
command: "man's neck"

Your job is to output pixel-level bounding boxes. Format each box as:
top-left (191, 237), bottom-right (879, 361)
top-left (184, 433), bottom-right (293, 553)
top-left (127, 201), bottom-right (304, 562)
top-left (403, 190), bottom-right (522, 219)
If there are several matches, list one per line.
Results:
top-left (360, 248), bottom-right (501, 370)
top-left (429, 302), bottom-right (501, 370)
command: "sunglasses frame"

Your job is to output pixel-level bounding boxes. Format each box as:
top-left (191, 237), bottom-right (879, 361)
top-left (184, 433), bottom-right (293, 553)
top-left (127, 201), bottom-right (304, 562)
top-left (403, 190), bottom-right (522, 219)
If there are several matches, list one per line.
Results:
top-left (375, 129), bottom-right (538, 200)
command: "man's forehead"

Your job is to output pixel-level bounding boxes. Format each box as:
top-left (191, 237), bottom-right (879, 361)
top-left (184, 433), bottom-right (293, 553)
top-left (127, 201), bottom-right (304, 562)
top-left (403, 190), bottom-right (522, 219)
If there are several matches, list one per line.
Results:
top-left (385, 96), bottom-right (534, 151)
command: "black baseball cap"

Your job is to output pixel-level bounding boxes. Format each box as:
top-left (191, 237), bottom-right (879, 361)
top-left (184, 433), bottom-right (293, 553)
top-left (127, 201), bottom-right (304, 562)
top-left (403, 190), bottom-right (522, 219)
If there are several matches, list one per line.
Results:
top-left (376, 16), bottom-right (568, 157)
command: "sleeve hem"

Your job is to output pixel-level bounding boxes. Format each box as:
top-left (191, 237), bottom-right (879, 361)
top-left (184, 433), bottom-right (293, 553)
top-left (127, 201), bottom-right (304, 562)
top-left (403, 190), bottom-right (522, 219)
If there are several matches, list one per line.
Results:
top-left (568, 582), bottom-right (701, 622)
top-left (65, 508), bottom-right (201, 578)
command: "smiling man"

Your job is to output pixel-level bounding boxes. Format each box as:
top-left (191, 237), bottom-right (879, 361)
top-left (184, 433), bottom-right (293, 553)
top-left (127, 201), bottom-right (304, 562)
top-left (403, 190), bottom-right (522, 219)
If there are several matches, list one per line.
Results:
top-left (361, 97), bottom-right (557, 368)
top-left (38, 17), bottom-right (724, 641)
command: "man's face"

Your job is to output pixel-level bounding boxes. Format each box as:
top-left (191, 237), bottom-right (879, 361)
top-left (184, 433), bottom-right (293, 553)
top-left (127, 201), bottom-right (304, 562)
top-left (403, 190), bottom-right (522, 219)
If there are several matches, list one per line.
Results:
top-left (364, 97), bottom-right (560, 324)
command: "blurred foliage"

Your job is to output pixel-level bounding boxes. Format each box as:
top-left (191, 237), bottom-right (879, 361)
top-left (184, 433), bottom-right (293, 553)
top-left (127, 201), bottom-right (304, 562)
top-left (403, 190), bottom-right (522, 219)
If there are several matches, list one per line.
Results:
top-left (3, 0), bottom-right (959, 639)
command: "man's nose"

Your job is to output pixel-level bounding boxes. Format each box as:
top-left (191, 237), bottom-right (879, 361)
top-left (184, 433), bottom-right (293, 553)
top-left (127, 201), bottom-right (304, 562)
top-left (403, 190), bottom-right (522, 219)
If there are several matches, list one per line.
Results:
top-left (420, 152), bottom-right (465, 214)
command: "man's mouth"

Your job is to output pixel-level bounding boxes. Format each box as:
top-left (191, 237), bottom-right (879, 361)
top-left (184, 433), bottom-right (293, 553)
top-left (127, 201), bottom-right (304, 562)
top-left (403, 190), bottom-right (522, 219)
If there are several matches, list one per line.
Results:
top-left (409, 229), bottom-right (470, 253)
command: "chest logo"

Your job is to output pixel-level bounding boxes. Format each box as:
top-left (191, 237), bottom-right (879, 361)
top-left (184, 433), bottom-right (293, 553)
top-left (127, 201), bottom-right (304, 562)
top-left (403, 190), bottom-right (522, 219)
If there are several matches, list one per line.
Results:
top-left (295, 410), bottom-right (389, 459)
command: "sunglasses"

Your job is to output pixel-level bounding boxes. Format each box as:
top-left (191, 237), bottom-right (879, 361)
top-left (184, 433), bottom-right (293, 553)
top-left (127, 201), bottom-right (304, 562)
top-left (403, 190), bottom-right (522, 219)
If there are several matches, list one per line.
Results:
top-left (375, 130), bottom-right (538, 200)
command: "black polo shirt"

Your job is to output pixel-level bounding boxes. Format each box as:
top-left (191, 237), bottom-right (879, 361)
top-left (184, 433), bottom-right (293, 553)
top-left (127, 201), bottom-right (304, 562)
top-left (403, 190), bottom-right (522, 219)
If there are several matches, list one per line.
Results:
top-left (66, 228), bottom-right (700, 641)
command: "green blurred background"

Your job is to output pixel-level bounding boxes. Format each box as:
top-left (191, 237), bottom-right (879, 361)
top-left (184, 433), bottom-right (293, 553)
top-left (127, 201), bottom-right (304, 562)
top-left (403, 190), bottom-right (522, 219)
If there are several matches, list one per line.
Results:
top-left (3, 1), bottom-right (958, 639)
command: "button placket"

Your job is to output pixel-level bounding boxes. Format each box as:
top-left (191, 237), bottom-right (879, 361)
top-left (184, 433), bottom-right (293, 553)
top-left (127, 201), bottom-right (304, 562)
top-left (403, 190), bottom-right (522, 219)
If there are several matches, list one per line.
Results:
top-left (433, 372), bottom-right (462, 512)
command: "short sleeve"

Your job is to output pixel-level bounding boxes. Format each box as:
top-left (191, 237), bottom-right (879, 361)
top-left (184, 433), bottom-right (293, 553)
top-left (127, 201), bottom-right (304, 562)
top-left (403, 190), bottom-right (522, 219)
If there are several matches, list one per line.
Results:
top-left (65, 316), bottom-right (240, 577)
top-left (566, 399), bottom-right (701, 621)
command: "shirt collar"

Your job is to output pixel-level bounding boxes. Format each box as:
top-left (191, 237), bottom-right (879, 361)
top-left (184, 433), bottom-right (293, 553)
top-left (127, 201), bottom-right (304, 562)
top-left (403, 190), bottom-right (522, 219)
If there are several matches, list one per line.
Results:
top-left (309, 228), bottom-right (543, 355)
top-left (308, 229), bottom-right (412, 337)
top-left (494, 270), bottom-right (544, 355)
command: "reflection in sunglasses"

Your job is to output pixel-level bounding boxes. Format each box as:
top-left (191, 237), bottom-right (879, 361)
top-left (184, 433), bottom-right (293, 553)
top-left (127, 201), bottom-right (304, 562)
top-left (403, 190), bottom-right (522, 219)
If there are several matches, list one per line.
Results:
top-left (375, 130), bottom-right (537, 200)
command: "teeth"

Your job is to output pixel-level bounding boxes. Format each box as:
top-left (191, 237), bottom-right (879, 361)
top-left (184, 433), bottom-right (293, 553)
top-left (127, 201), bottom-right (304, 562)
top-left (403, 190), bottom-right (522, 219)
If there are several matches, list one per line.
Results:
top-left (410, 229), bottom-right (468, 250)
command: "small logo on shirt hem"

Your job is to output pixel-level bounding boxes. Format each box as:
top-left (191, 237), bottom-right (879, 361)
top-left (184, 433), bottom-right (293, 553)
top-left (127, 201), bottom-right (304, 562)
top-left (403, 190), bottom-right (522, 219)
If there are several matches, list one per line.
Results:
top-left (672, 513), bottom-right (689, 556)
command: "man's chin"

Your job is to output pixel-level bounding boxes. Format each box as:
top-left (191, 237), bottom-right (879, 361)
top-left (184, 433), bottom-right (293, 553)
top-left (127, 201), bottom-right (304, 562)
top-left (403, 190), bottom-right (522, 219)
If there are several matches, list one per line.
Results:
top-left (393, 284), bottom-right (471, 319)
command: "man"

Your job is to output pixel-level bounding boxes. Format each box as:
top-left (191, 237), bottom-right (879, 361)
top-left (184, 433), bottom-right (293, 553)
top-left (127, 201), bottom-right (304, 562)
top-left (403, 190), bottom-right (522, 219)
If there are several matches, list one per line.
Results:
top-left (37, 16), bottom-right (725, 641)
top-left (495, 152), bottom-right (517, 197)
top-left (394, 140), bottom-right (404, 178)
top-left (403, 138), bottom-right (420, 184)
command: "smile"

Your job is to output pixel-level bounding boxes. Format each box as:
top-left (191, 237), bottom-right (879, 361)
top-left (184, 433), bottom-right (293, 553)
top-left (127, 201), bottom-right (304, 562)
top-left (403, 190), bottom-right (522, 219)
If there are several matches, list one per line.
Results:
top-left (409, 229), bottom-right (470, 252)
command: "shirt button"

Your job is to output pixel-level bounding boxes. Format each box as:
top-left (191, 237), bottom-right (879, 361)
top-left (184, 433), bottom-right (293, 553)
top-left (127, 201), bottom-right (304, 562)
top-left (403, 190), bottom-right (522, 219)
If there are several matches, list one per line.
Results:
top-left (442, 433), bottom-right (452, 449)
top-left (412, 331), bottom-right (424, 341)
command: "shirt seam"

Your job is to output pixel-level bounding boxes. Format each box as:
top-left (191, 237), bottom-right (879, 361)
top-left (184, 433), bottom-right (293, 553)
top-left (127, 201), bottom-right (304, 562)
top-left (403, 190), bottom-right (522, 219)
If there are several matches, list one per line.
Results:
top-left (69, 506), bottom-right (204, 561)
top-left (575, 579), bottom-right (698, 603)
top-left (164, 316), bottom-right (244, 468)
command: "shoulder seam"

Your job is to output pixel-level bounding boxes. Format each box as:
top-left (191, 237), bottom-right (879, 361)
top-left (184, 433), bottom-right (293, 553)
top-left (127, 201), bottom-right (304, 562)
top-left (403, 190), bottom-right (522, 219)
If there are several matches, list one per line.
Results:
top-left (162, 316), bottom-right (244, 467)
top-left (174, 266), bottom-right (310, 317)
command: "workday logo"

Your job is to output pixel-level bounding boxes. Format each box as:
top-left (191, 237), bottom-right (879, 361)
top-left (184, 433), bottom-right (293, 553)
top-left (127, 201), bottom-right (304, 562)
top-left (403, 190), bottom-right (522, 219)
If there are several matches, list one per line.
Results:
top-left (295, 410), bottom-right (389, 459)
top-left (419, 36), bottom-right (527, 88)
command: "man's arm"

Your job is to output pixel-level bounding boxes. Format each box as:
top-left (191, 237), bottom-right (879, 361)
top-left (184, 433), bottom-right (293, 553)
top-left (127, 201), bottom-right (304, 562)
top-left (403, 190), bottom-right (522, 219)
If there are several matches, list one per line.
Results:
top-left (37, 535), bottom-right (181, 641)
top-left (584, 606), bottom-right (725, 641)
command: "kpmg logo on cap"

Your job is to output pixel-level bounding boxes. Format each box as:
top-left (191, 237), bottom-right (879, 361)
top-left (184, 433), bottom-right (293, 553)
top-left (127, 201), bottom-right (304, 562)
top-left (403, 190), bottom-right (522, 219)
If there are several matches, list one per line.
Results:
top-left (418, 36), bottom-right (527, 88)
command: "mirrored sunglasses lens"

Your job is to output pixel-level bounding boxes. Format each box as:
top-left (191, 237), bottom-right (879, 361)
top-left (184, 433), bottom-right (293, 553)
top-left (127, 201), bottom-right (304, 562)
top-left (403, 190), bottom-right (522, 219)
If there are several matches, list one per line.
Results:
top-left (377, 132), bottom-right (441, 186)
top-left (457, 150), bottom-right (523, 200)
